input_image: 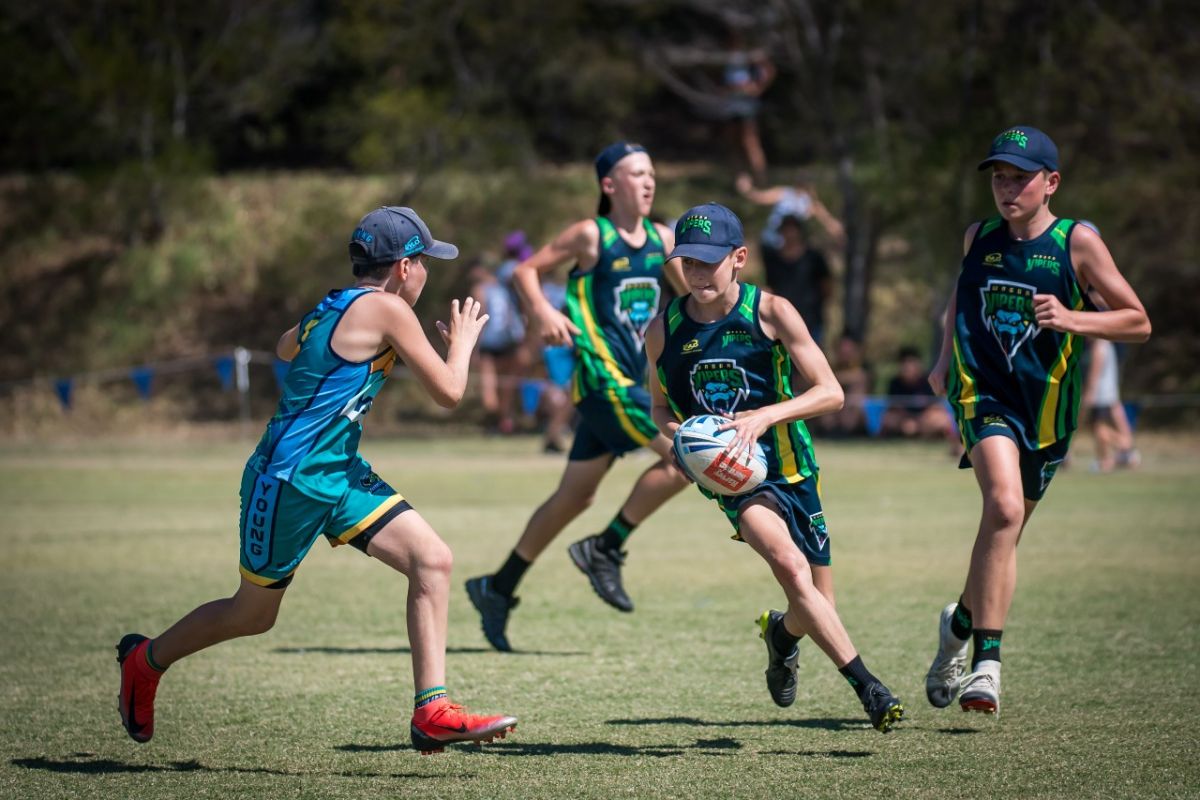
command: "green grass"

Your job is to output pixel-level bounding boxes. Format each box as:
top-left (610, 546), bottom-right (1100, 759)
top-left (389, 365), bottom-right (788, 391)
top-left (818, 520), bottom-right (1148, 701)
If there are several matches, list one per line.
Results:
top-left (1, 435), bottom-right (1197, 799)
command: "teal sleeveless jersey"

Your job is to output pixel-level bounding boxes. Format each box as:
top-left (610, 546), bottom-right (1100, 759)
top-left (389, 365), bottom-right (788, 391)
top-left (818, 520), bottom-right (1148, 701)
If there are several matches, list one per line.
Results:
top-left (565, 216), bottom-right (666, 401)
top-left (949, 217), bottom-right (1091, 450)
top-left (655, 283), bottom-right (818, 483)
top-left (248, 287), bottom-right (397, 502)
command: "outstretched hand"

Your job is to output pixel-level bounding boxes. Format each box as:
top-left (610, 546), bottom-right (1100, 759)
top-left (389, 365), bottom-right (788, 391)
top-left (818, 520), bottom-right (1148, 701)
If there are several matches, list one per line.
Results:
top-left (437, 297), bottom-right (490, 348)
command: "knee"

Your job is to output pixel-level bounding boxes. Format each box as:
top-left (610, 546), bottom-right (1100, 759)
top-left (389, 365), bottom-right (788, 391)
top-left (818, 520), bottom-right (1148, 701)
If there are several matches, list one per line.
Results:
top-left (554, 486), bottom-right (595, 512)
top-left (231, 602), bottom-right (278, 637)
top-left (414, 539), bottom-right (454, 586)
top-left (981, 491), bottom-right (1025, 532)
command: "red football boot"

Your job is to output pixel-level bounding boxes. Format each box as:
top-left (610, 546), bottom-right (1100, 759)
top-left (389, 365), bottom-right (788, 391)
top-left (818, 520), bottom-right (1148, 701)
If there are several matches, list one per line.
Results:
top-left (116, 634), bottom-right (163, 743)
top-left (409, 697), bottom-right (517, 755)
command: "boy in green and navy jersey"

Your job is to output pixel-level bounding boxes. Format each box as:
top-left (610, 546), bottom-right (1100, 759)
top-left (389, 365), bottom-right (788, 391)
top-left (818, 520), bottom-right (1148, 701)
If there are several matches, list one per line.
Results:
top-left (647, 203), bottom-right (904, 733)
top-left (925, 127), bottom-right (1150, 715)
top-left (466, 143), bottom-right (691, 651)
top-left (117, 207), bottom-right (517, 754)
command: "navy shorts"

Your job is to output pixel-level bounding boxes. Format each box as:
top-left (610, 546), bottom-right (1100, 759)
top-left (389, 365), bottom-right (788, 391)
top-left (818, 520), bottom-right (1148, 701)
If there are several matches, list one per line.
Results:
top-left (957, 413), bottom-right (1071, 501)
top-left (568, 383), bottom-right (660, 461)
top-left (709, 476), bottom-right (831, 567)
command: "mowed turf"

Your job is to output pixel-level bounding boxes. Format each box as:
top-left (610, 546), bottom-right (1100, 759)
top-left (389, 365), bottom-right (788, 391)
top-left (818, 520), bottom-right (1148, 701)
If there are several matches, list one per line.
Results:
top-left (0, 434), bottom-right (1197, 800)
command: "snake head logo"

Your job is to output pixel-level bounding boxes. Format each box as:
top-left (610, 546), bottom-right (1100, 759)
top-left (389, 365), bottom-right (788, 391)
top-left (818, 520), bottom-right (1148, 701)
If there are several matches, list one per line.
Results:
top-left (689, 358), bottom-right (750, 415)
top-left (613, 278), bottom-right (661, 339)
top-left (980, 279), bottom-right (1038, 370)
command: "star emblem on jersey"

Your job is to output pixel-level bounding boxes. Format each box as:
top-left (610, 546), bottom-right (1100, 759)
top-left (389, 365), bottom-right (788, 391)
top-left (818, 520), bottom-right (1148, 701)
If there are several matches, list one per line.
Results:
top-left (613, 278), bottom-right (660, 340)
top-left (980, 278), bottom-right (1039, 370)
top-left (689, 358), bottom-right (750, 416)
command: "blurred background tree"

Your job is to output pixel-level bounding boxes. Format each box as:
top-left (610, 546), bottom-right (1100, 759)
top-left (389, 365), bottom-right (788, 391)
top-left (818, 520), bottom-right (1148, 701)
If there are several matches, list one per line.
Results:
top-left (0, 0), bottom-right (1195, 417)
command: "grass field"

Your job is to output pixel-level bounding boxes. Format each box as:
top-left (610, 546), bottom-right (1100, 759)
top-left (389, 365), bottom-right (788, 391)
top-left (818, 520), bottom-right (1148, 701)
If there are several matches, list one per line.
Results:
top-left (1, 434), bottom-right (1197, 799)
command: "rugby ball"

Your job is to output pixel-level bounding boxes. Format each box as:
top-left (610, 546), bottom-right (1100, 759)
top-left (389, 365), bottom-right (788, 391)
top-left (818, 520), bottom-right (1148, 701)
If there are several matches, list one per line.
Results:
top-left (673, 414), bottom-right (768, 496)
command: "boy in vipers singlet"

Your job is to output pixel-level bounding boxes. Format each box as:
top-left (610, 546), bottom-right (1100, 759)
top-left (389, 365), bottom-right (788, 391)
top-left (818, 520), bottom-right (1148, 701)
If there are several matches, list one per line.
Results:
top-left (647, 203), bottom-right (905, 733)
top-left (925, 127), bottom-right (1150, 716)
top-left (465, 142), bottom-right (691, 652)
top-left (117, 207), bottom-right (517, 755)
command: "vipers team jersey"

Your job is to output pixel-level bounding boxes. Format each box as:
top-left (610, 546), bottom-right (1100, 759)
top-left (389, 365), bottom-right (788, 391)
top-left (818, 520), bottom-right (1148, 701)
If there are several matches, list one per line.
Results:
top-left (655, 282), bottom-right (818, 485)
top-left (565, 216), bottom-right (665, 401)
top-left (248, 287), bottom-right (396, 502)
top-left (949, 216), bottom-right (1092, 450)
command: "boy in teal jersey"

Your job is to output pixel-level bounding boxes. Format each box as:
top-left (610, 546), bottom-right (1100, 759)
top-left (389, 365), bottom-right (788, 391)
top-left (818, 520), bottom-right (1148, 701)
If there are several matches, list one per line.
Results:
top-left (925, 127), bottom-right (1150, 715)
top-left (646, 203), bottom-right (904, 733)
top-left (117, 207), bottom-right (517, 755)
top-left (466, 142), bottom-right (691, 651)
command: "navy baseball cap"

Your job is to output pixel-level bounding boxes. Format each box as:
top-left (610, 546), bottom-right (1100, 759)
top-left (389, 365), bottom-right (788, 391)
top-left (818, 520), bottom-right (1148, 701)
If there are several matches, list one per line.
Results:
top-left (594, 141), bottom-right (647, 181)
top-left (666, 203), bottom-right (745, 264)
top-left (348, 206), bottom-right (458, 267)
top-left (978, 126), bottom-right (1059, 172)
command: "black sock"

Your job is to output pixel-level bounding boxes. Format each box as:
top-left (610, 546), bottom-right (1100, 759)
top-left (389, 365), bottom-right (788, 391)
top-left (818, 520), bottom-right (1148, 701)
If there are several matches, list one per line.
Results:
top-left (771, 618), bottom-right (801, 655)
top-left (491, 550), bottom-right (530, 598)
top-left (838, 655), bottom-right (879, 701)
top-left (972, 629), bottom-right (1002, 669)
top-left (598, 512), bottom-right (636, 551)
top-left (950, 595), bottom-right (973, 641)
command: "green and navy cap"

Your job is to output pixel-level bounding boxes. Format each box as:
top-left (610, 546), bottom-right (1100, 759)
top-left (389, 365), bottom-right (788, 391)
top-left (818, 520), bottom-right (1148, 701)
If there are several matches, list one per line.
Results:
top-left (666, 202), bottom-right (744, 263)
top-left (348, 206), bottom-right (458, 268)
top-left (978, 126), bottom-right (1059, 172)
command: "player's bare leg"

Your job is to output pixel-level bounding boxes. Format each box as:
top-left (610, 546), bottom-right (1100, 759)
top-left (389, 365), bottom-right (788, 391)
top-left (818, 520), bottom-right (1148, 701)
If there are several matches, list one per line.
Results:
top-left (739, 499), bottom-right (903, 731)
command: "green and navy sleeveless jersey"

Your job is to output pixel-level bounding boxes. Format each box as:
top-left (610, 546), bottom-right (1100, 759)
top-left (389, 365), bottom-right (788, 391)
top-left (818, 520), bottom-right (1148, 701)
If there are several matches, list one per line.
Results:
top-left (949, 216), bottom-right (1091, 450)
top-left (248, 287), bottom-right (396, 502)
top-left (565, 216), bottom-right (665, 401)
top-left (655, 283), bottom-right (818, 484)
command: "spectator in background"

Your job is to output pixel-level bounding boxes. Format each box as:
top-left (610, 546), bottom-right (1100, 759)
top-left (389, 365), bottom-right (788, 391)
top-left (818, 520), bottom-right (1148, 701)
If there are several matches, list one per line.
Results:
top-left (881, 346), bottom-right (956, 441)
top-left (721, 31), bottom-right (775, 181)
top-left (818, 334), bottom-right (872, 437)
top-left (736, 172), bottom-right (847, 254)
top-left (761, 214), bottom-right (833, 347)
top-left (472, 232), bottom-right (535, 434)
top-left (1082, 296), bottom-right (1141, 472)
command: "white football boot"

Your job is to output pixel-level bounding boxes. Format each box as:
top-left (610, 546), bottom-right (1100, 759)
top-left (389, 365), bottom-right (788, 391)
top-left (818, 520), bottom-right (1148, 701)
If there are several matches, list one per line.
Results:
top-left (925, 602), bottom-right (969, 708)
top-left (959, 659), bottom-right (1002, 715)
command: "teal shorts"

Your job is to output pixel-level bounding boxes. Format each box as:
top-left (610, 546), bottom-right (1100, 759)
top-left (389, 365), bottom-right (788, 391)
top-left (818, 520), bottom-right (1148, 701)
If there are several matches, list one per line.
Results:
top-left (238, 459), bottom-right (412, 588)
top-left (568, 384), bottom-right (660, 461)
top-left (957, 413), bottom-right (1071, 501)
top-left (710, 476), bottom-right (831, 567)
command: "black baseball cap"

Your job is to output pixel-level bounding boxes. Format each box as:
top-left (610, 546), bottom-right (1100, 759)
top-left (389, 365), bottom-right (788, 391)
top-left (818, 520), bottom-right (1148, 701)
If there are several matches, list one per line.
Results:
top-left (978, 126), bottom-right (1060, 172)
top-left (666, 202), bottom-right (745, 264)
top-left (594, 141), bottom-right (647, 181)
top-left (348, 206), bottom-right (458, 267)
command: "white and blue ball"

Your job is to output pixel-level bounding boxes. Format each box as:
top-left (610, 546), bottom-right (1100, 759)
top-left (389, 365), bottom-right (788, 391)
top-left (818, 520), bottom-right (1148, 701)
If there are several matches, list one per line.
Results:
top-left (673, 414), bottom-right (768, 496)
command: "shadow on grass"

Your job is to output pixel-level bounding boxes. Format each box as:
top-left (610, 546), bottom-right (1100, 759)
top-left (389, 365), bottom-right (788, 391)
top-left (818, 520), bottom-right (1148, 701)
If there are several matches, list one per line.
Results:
top-left (11, 753), bottom-right (462, 780)
top-left (607, 716), bottom-right (869, 732)
top-left (936, 727), bottom-right (982, 735)
top-left (759, 749), bottom-right (873, 758)
top-left (340, 737), bottom-right (745, 758)
top-left (274, 646), bottom-right (586, 657)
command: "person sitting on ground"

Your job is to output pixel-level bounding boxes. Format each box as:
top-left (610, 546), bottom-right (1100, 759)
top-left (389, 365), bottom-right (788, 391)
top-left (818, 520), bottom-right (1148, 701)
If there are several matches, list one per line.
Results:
top-left (881, 346), bottom-right (956, 441)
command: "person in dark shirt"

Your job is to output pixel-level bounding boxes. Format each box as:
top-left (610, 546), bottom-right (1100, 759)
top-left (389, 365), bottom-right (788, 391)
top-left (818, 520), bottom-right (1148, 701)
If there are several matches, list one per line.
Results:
top-left (761, 215), bottom-right (832, 346)
top-left (881, 346), bottom-right (955, 439)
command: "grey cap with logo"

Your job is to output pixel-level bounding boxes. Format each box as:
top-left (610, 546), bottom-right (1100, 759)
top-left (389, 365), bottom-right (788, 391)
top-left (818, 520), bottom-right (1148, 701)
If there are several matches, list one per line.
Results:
top-left (348, 206), bottom-right (459, 269)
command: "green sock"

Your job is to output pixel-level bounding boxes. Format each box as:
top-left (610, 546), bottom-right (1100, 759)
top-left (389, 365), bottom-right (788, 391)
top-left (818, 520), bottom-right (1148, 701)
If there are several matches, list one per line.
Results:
top-left (599, 513), bottom-right (636, 551)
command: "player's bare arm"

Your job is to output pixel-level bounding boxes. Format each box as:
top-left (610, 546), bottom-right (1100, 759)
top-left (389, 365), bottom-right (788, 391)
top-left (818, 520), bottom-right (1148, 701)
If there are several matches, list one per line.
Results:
top-left (643, 313), bottom-right (678, 437)
top-left (512, 219), bottom-right (598, 346)
top-left (656, 223), bottom-right (687, 295)
top-left (364, 292), bottom-right (489, 409)
top-left (928, 222), bottom-right (981, 396)
top-left (718, 293), bottom-right (843, 458)
top-left (1032, 225), bottom-right (1150, 342)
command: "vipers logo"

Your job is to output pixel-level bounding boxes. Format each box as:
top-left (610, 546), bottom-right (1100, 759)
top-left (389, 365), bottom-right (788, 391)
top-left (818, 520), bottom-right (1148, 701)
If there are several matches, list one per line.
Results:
top-left (689, 358), bottom-right (749, 416)
top-left (613, 278), bottom-right (660, 340)
top-left (980, 278), bottom-right (1039, 370)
